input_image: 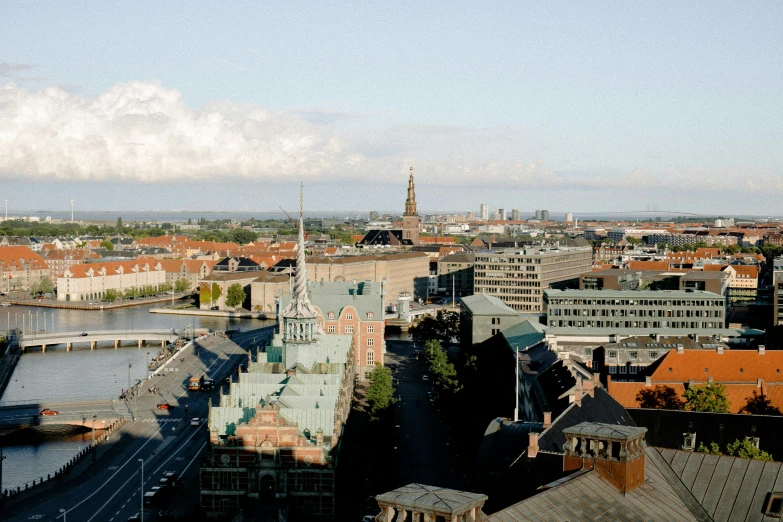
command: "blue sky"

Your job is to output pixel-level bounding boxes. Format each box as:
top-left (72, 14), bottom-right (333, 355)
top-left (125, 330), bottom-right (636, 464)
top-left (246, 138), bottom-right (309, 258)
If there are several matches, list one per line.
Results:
top-left (1, 2), bottom-right (781, 215)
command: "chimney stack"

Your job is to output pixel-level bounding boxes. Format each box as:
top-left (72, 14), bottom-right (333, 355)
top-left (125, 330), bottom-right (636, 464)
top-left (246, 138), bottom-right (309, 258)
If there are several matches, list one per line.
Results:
top-left (527, 432), bottom-right (539, 458)
top-left (645, 376), bottom-right (652, 387)
top-left (677, 345), bottom-right (685, 354)
top-left (717, 345), bottom-right (724, 355)
top-left (543, 412), bottom-right (552, 429)
top-left (563, 422), bottom-right (648, 494)
top-left (759, 345), bottom-right (766, 355)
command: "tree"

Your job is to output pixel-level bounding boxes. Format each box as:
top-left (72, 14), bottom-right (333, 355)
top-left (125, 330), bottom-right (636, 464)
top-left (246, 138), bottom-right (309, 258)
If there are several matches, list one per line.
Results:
top-left (116, 217), bottom-right (123, 231)
top-left (424, 339), bottom-right (461, 394)
top-left (225, 283), bottom-right (246, 308)
top-left (37, 277), bottom-right (54, 294)
top-left (175, 278), bottom-right (189, 292)
top-left (697, 442), bottom-right (722, 455)
top-left (200, 283), bottom-right (212, 304)
top-left (211, 283), bottom-right (222, 302)
top-left (104, 289), bottom-right (118, 303)
top-left (726, 438), bottom-right (773, 461)
top-left (410, 311), bottom-right (460, 345)
top-left (740, 391), bottom-right (782, 416)
top-left (365, 364), bottom-right (395, 421)
top-left (636, 385), bottom-right (684, 410)
top-left (100, 239), bottom-right (114, 251)
top-left (228, 229), bottom-right (258, 245)
top-left (684, 383), bottom-right (730, 413)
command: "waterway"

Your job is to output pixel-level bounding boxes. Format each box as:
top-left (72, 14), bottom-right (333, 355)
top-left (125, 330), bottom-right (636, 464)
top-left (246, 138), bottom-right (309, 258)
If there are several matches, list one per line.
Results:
top-left (0, 302), bottom-right (274, 493)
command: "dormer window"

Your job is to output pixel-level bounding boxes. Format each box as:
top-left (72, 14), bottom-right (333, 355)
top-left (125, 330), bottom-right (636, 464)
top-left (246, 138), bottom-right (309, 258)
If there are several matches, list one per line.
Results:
top-left (682, 432), bottom-right (696, 451)
top-left (367, 312), bottom-right (374, 319)
top-left (327, 312), bottom-right (335, 319)
top-left (763, 492), bottom-right (783, 517)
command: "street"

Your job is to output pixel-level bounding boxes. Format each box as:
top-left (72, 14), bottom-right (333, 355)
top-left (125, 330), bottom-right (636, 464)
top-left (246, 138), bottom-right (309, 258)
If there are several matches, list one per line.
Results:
top-left (0, 326), bottom-right (275, 522)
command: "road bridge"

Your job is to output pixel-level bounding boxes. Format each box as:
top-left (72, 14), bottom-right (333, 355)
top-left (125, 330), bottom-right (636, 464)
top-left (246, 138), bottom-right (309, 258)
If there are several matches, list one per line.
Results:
top-left (18, 329), bottom-right (179, 351)
top-left (0, 399), bottom-right (130, 435)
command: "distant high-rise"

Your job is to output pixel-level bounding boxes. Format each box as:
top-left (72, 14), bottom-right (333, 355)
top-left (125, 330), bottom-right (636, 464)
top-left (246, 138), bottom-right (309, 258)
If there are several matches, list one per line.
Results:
top-left (541, 210), bottom-right (550, 221)
top-left (369, 211), bottom-right (379, 221)
top-left (534, 210), bottom-right (543, 220)
top-left (466, 211), bottom-right (475, 220)
top-left (480, 204), bottom-right (488, 220)
top-left (565, 212), bottom-right (573, 222)
top-left (511, 209), bottom-right (520, 221)
top-left (498, 208), bottom-right (507, 220)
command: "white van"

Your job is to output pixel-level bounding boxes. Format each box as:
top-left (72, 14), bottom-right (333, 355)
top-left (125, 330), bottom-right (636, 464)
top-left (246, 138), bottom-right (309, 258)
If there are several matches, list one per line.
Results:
top-left (191, 417), bottom-right (201, 426)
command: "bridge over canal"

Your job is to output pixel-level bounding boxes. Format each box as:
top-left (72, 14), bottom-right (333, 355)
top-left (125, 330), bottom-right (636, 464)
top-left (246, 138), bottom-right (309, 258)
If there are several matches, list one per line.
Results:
top-left (0, 399), bottom-right (131, 435)
top-left (18, 329), bottom-right (179, 351)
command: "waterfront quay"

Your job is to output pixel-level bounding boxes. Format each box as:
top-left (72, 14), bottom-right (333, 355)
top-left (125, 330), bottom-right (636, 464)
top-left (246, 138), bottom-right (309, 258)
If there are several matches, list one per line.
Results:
top-left (0, 325), bottom-right (276, 521)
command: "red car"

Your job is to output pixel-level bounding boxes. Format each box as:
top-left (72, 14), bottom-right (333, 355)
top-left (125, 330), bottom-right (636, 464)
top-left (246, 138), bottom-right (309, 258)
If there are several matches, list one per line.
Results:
top-left (39, 408), bottom-right (59, 416)
top-left (157, 403), bottom-right (173, 410)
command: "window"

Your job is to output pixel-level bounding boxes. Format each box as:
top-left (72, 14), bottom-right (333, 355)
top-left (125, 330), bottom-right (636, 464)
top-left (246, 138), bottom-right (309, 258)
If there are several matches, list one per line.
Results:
top-left (608, 366), bottom-right (617, 374)
top-left (682, 432), bottom-right (696, 451)
top-left (366, 350), bottom-right (374, 365)
top-left (367, 338), bottom-right (374, 347)
top-left (327, 325), bottom-right (335, 334)
top-left (345, 325), bottom-right (354, 334)
top-left (629, 365), bottom-right (637, 374)
top-left (367, 312), bottom-right (374, 319)
top-left (619, 366), bottom-right (627, 374)
top-left (649, 351), bottom-right (658, 359)
top-left (608, 350), bottom-right (618, 358)
top-left (346, 313), bottom-right (353, 320)
top-left (629, 351), bottom-right (638, 358)
top-left (367, 324), bottom-right (374, 333)
top-left (327, 312), bottom-right (335, 319)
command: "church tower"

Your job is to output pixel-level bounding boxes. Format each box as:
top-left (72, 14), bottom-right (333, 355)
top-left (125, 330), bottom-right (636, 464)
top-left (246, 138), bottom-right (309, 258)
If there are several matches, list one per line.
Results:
top-left (280, 184), bottom-right (318, 346)
top-left (402, 166), bottom-right (419, 244)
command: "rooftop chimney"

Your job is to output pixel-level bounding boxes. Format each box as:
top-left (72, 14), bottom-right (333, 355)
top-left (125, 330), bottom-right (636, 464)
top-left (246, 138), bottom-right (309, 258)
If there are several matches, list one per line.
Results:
top-left (717, 346), bottom-right (724, 355)
top-left (527, 432), bottom-right (539, 458)
top-left (677, 345), bottom-right (685, 354)
top-left (563, 422), bottom-right (648, 494)
top-left (759, 345), bottom-right (766, 355)
top-left (645, 376), bottom-right (652, 387)
top-left (543, 412), bottom-right (552, 429)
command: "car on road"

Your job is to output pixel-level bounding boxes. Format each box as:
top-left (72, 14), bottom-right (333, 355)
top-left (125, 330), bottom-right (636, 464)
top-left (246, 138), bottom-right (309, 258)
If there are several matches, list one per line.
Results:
top-left (210, 306), bottom-right (219, 310)
top-left (79, 332), bottom-right (88, 336)
top-left (127, 514), bottom-right (141, 522)
top-left (39, 408), bottom-right (59, 416)
top-left (191, 417), bottom-right (201, 426)
top-left (156, 403), bottom-right (174, 410)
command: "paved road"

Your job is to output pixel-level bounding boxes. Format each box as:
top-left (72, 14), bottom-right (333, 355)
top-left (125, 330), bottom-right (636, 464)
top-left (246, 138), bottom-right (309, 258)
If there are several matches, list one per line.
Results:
top-left (0, 326), bottom-right (275, 522)
top-left (385, 339), bottom-right (466, 489)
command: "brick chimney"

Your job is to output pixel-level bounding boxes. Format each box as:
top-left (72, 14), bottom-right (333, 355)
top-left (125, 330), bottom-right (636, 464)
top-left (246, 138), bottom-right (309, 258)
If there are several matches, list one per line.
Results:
top-left (563, 422), bottom-right (648, 494)
top-left (527, 432), bottom-right (539, 458)
top-left (543, 412), bottom-right (552, 429)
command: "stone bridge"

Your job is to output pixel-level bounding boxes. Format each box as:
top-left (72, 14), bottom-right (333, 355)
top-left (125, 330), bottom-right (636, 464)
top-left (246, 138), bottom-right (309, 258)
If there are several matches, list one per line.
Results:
top-left (18, 329), bottom-right (179, 351)
top-left (0, 399), bottom-right (131, 435)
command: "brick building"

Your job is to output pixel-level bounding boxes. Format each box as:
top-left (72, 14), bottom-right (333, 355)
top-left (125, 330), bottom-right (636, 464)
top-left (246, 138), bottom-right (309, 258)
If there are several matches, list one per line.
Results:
top-left (0, 246), bottom-right (51, 293)
top-left (201, 214), bottom-right (354, 519)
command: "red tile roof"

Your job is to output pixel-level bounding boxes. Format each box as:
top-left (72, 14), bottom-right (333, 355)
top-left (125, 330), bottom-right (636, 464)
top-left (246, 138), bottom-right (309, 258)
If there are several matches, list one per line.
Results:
top-left (0, 246), bottom-right (48, 271)
top-left (651, 349), bottom-right (783, 383)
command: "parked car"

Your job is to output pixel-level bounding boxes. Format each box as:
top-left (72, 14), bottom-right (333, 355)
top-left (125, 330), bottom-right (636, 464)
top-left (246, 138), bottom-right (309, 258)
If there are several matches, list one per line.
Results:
top-left (422, 374), bottom-right (429, 381)
top-left (39, 408), bottom-right (59, 416)
top-left (210, 306), bottom-right (219, 310)
top-left (80, 332), bottom-right (88, 336)
top-left (156, 403), bottom-right (173, 410)
top-left (191, 417), bottom-right (201, 426)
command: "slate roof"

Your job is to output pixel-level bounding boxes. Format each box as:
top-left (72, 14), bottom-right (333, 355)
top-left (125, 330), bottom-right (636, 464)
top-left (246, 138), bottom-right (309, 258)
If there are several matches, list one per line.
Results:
top-left (487, 448), bottom-right (700, 522)
top-left (499, 320), bottom-right (547, 351)
top-left (461, 294), bottom-right (519, 316)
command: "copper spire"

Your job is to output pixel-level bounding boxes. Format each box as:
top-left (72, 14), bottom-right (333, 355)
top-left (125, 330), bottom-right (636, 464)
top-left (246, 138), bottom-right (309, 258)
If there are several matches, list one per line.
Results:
top-left (281, 183), bottom-right (317, 319)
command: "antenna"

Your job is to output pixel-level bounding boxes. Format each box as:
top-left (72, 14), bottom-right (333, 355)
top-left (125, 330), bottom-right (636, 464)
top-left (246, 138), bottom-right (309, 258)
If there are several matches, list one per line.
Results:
top-left (300, 182), bottom-right (304, 219)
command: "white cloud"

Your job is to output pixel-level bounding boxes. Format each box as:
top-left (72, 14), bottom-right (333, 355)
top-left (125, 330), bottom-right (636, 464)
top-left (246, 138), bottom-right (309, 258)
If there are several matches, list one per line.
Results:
top-left (0, 81), bottom-right (362, 183)
top-left (0, 80), bottom-right (779, 199)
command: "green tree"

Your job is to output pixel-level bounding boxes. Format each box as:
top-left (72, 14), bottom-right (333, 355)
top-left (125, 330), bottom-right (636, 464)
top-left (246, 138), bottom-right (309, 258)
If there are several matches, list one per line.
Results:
top-left (116, 217), bottom-right (123, 231)
top-left (410, 311), bottom-right (459, 345)
top-left (424, 339), bottom-right (461, 394)
top-left (175, 278), bottom-right (189, 292)
top-left (636, 385), bottom-right (685, 410)
top-left (696, 442), bottom-right (722, 455)
top-left (211, 283), bottom-right (222, 302)
top-left (726, 438), bottom-right (773, 461)
top-left (225, 283), bottom-right (246, 308)
top-left (100, 239), bottom-right (114, 251)
top-left (228, 229), bottom-right (258, 245)
top-left (684, 383), bottom-right (730, 413)
top-left (200, 283), bottom-right (212, 304)
top-left (740, 391), bottom-right (782, 416)
top-left (365, 364), bottom-right (395, 421)
top-left (104, 289), bottom-right (118, 303)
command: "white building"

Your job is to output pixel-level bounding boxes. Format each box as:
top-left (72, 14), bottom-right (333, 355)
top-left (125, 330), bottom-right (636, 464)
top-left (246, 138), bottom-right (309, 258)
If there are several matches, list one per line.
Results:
top-left (57, 260), bottom-right (166, 302)
top-left (480, 204), bottom-right (488, 220)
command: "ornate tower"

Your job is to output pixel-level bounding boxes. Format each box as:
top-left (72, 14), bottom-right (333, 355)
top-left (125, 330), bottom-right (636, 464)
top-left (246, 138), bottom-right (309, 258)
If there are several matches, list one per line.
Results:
top-left (402, 166), bottom-right (419, 244)
top-left (281, 184), bottom-right (317, 345)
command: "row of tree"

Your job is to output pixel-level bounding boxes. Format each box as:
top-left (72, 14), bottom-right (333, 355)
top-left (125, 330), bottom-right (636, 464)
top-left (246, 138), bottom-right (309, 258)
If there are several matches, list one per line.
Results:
top-left (636, 383), bottom-right (781, 415)
top-left (199, 282), bottom-right (247, 308)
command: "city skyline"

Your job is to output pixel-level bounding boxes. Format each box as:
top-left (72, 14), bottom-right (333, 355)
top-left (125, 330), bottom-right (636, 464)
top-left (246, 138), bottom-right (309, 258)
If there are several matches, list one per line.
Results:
top-left (1, 2), bottom-right (781, 213)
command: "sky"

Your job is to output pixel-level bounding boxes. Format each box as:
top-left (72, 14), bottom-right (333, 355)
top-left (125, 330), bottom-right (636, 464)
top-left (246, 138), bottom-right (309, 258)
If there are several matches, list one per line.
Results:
top-left (0, 2), bottom-right (782, 216)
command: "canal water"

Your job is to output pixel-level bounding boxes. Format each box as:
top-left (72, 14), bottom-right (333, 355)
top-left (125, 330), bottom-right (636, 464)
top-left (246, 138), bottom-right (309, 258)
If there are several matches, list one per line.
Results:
top-left (0, 302), bottom-right (274, 493)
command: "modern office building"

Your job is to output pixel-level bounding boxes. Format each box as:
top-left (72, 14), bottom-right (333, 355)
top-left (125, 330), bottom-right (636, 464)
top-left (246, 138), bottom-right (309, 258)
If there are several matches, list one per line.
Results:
top-left (544, 289), bottom-right (727, 337)
top-left (437, 252), bottom-right (475, 298)
top-left (460, 293), bottom-right (524, 346)
top-left (534, 210), bottom-right (550, 221)
top-left (498, 208), bottom-right (507, 221)
top-left (480, 204), bottom-right (489, 220)
top-left (565, 212), bottom-right (573, 222)
top-left (511, 209), bottom-right (520, 221)
top-left (474, 246), bottom-right (592, 313)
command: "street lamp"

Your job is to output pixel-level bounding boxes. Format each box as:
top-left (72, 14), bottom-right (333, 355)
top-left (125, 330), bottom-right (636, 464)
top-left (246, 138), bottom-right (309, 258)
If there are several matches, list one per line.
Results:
top-left (59, 509), bottom-right (66, 522)
top-left (146, 352), bottom-right (150, 376)
top-left (138, 458), bottom-right (144, 522)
